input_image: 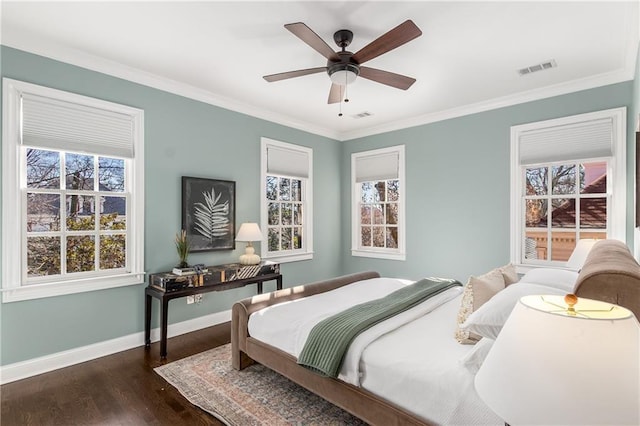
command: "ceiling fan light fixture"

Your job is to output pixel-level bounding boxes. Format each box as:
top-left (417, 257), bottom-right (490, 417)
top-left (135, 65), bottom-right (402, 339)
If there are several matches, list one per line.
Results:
top-left (330, 69), bottom-right (357, 85)
top-left (328, 63), bottom-right (359, 85)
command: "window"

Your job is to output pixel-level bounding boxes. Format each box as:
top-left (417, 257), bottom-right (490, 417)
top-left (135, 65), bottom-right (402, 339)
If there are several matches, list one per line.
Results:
top-left (351, 145), bottom-right (405, 260)
top-left (511, 108), bottom-right (626, 270)
top-left (260, 138), bottom-right (313, 262)
top-left (2, 78), bottom-right (145, 302)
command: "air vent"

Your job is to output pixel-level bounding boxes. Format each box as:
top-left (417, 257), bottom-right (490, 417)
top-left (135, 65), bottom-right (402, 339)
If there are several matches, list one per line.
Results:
top-left (352, 111), bottom-right (374, 119)
top-left (518, 59), bottom-right (557, 76)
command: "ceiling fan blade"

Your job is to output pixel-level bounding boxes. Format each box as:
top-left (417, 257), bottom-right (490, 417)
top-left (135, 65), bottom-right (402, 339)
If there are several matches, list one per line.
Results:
top-left (285, 22), bottom-right (339, 61)
top-left (359, 67), bottom-right (416, 90)
top-left (352, 20), bottom-right (422, 65)
top-left (263, 67), bottom-right (327, 82)
top-left (328, 83), bottom-right (344, 104)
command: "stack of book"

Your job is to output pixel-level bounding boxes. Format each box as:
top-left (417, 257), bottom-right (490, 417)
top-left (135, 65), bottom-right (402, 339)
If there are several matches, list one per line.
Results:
top-left (172, 264), bottom-right (208, 276)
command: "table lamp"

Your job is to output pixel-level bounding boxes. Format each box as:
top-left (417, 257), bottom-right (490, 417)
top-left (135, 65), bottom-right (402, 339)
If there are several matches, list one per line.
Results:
top-left (235, 223), bottom-right (263, 265)
top-left (475, 294), bottom-right (639, 426)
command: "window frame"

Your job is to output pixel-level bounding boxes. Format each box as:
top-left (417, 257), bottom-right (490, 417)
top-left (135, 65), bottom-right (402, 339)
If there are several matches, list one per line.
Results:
top-left (510, 107), bottom-right (626, 272)
top-left (351, 145), bottom-right (406, 261)
top-left (2, 78), bottom-right (145, 302)
top-left (260, 137), bottom-right (313, 263)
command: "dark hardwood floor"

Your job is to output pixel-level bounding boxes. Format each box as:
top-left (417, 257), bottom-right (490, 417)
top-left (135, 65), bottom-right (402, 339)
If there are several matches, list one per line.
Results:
top-left (1, 322), bottom-right (231, 425)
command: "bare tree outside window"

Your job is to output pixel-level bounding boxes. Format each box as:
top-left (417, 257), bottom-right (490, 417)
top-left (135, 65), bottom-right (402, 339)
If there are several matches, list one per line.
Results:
top-left (267, 175), bottom-right (303, 253)
top-left (524, 161), bottom-right (606, 262)
top-left (359, 179), bottom-right (399, 249)
top-left (26, 148), bottom-right (127, 277)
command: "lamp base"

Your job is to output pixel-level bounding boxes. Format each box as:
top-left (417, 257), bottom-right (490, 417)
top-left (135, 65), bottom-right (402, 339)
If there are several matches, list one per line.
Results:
top-left (239, 245), bottom-right (261, 265)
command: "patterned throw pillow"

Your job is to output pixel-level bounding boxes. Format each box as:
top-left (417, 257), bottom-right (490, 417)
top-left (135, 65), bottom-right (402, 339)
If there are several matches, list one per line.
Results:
top-left (455, 268), bottom-right (506, 344)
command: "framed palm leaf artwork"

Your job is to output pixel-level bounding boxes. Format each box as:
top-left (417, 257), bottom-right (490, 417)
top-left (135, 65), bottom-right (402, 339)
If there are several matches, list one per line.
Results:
top-left (181, 176), bottom-right (236, 252)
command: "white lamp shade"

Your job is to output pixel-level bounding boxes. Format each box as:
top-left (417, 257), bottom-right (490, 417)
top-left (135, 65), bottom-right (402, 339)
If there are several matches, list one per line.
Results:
top-left (475, 295), bottom-right (640, 426)
top-left (235, 223), bottom-right (263, 242)
top-left (566, 238), bottom-right (599, 270)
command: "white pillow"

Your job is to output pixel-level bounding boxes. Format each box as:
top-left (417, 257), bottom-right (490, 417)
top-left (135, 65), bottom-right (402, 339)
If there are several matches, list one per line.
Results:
top-left (519, 268), bottom-right (579, 293)
top-left (459, 337), bottom-right (494, 373)
top-left (461, 282), bottom-right (565, 340)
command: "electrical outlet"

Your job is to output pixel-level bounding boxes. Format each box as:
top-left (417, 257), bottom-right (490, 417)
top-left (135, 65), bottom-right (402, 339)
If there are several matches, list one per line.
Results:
top-left (195, 294), bottom-right (203, 303)
top-left (186, 295), bottom-right (195, 304)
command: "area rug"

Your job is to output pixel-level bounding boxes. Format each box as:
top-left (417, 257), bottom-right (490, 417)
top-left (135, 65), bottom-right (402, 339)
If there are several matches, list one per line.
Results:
top-left (155, 344), bottom-right (367, 426)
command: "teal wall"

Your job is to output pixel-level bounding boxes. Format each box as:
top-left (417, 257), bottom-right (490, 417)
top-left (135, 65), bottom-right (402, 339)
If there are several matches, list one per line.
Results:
top-left (634, 44), bottom-right (640, 143)
top-left (340, 82), bottom-right (635, 283)
top-left (0, 46), bottom-right (343, 365)
top-left (0, 44), bottom-right (637, 367)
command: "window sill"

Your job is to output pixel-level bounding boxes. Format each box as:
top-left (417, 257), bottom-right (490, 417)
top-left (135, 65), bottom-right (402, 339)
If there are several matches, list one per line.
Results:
top-left (351, 249), bottom-right (406, 261)
top-left (2, 273), bottom-right (145, 303)
top-left (513, 263), bottom-right (576, 275)
top-left (262, 252), bottom-right (313, 264)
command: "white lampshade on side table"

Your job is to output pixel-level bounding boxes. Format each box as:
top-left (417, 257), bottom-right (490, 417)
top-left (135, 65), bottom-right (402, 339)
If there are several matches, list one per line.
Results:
top-left (475, 294), bottom-right (640, 426)
top-left (235, 223), bottom-right (263, 265)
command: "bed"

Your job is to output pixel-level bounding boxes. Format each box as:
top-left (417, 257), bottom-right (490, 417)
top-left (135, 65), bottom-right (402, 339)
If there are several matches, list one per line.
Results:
top-left (231, 239), bottom-right (640, 425)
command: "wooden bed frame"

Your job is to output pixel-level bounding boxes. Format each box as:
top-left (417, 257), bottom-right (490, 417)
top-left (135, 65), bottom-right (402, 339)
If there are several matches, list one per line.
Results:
top-left (231, 271), bottom-right (431, 426)
top-left (231, 240), bottom-right (640, 425)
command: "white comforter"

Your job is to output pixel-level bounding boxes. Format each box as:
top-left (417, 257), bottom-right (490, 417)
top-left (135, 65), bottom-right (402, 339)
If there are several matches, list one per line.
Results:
top-left (248, 277), bottom-right (460, 384)
top-left (248, 277), bottom-right (417, 364)
top-left (247, 277), bottom-right (501, 425)
top-left (359, 292), bottom-right (500, 425)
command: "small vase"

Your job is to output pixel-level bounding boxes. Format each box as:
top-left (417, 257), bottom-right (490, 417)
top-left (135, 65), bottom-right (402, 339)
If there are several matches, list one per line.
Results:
top-left (177, 260), bottom-right (189, 268)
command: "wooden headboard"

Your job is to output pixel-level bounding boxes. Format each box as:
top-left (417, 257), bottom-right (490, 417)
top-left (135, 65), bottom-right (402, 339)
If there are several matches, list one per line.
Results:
top-left (574, 239), bottom-right (640, 320)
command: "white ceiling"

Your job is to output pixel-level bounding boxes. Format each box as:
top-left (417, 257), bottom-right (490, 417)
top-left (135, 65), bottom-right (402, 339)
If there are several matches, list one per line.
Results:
top-left (1, 1), bottom-right (638, 141)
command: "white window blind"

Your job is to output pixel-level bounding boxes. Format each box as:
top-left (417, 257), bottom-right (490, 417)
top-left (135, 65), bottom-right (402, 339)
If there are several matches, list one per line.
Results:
top-left (21, 92), bottom-right (135, 158)
top-left (518, 118), bottom-right (613, 165)
top-left (266, 145), bottom-right (309, 178)
top-left (355, 151), bottom-right (399, 182)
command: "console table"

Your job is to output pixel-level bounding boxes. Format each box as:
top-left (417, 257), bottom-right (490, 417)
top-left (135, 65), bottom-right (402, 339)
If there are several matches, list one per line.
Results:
top-left (145, 262), bottom-right (282, 359)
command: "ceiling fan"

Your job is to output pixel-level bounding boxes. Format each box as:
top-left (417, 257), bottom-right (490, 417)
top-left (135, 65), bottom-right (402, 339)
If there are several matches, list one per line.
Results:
top-left (263, 20), bottom-right (422, 105)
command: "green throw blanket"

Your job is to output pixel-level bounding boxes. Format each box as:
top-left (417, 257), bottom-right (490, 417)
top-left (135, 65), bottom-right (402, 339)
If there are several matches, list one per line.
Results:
top-left (297, 277), bottom-right (462, 377)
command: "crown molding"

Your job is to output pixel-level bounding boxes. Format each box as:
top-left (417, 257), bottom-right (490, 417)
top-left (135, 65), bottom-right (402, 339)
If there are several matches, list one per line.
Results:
top-left (339, 67), bottom-right (636, 141)
top-left (2, 19), bottom-right (637, 143)
top-left (341, 2), bottom-right (636, 141)
top-left (0, 30), bottom-right (341, 141)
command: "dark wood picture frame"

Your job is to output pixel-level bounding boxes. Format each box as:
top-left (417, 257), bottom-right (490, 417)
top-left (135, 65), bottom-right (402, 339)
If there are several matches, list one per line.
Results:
top-left (182, 176), bottom-right (236, 252)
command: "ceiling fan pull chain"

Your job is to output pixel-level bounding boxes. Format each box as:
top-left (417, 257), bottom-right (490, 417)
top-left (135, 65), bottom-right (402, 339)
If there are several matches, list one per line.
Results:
top-left (344, 73), bottom-right (350, 103)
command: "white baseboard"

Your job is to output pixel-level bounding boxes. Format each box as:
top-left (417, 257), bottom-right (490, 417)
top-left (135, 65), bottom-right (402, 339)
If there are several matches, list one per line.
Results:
top-left (0, 309), bottom-right (231, 385)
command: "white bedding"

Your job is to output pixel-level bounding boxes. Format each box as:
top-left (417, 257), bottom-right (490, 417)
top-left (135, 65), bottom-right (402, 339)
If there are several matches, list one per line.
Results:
top-left (247, 276), bottom-right (501, 425)
top-left (248, 277), bottom-right (416, 358)
top-left (358, 293), bottom-right (500, 425)
top-left (338, 283), bottom-right (464, 386)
